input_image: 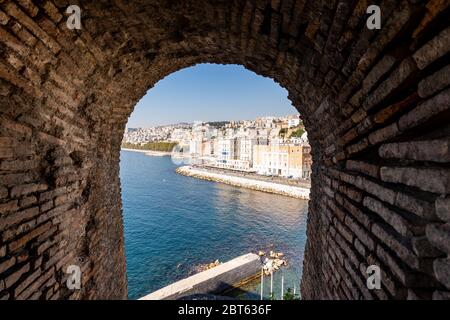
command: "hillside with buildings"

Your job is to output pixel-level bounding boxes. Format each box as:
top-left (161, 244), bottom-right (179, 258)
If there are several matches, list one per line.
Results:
top-left (123, 114), bottom-right (312, 180)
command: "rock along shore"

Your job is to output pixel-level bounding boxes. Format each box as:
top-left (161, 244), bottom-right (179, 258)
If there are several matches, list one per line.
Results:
top-left (176, 166), bottom-right (310, 200)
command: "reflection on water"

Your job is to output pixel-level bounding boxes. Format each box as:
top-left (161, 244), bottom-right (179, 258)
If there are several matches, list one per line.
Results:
top-left (120, 150), bottom-right (308, 300)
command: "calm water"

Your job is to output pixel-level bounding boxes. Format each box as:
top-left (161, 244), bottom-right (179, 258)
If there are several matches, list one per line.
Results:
top-left (120, 150), bottom-right (308, 300)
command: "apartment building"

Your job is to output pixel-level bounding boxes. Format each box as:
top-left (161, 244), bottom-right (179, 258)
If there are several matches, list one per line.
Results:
top-left (253, 143), bottom-right (310, 179)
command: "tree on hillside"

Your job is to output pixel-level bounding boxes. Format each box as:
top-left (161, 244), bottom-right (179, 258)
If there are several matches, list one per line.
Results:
top-left (289, 127), bottom-right (305, 138)
top-left (122, 141), bottom-right (178, 152)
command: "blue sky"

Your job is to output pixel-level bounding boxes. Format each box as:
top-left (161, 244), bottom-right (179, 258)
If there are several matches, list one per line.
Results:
top-left (127, 63), bottom-right (297, 128)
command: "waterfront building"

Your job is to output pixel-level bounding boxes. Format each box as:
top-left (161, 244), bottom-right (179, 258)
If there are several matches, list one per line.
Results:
top-left (216, 137), bottom-right (235, 164)
top-left (237, 137), bottom-right (256, 165)
top-left (253, 142), bottom-right (311, 179)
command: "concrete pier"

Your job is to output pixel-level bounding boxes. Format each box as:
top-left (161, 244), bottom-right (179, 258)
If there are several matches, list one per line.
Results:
top-left (139, 253), bottom-right (261, 300)
top-left (176, 166), bottom-right (310, 200)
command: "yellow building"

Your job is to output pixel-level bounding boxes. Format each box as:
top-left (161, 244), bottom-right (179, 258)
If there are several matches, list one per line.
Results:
top-left (253, 143), bottom-right (311, 179)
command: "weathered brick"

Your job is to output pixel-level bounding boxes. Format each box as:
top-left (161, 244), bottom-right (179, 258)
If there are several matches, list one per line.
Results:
top-left (338, 184), bottom-right (363, 203)
top-left (16, 270), bottom-right (54, 300)
top-left (435, 197), bottom-right (450, 222)
top-left (418, 64), bottom-right (450, 98)
top-left (0, 200), bottom-right (19, 214)
top-left (364, 196), bottom-right (423, 237)
top-left (10, 21), bottom-right (38, 47)
top-left (412, 0), bottom-right (450, 39)
top-left (353, 238), bottom-right (367, 257)
top-left (19, 195), bottom-right (37, 207)
top-left (0, 27), bottom-right (30, 56)
top-left (398, 87), bottom-right (450, 131)
top-left (8, 222), bottom-right (52, 252)
top-left (362, 55), bottom-right (397, 95)
top-left (4, 262), bottom-right (30, 289)
top-left (2, 218), bottom-right (37, 242)
top-left (357, 175), bottom-right (397, 205)
top-left (0, 159), bottom-right (39, 171)
top-left (14, 268), bottom-right (41, 298)
top-left (346, 160), bottom-right (379, 179)
top-left (0, 147), bottom-right (14, 159)
top-left (413, 27), bottom-right (450, 69)
top-left (363, 58), bottom-right (417, 112)
top-left (433, 290), bottom-right (450, 300)
top-left (426, 223), bottom-right (450, 254)
top-left (3, 2), bottom-right (61, 54)
top-left (0, 137), bottom-right (17, 148)
top-left (344, 214), bottom-right (375, 251)
top-left (346, 138), bottom-right (369, 155)
top-left (41, 1), bottom-right (62, 24)
top-left (368, 123), bottom-right (400, 145)
top-left (0, 257), bottom-right (16, 274)
top-left (0, 292), bottom-right (10, 300)
top-left (373, 222), bottom-right (421, 271)
top-left (412, 236), bottom-right (443, 258)
top-left (0, 173), bottom-right (33, 186)
top-left (433, 258), bottom-right (450, 290)
top-left (10, 183), bottom-right (48, 198)
top-left (379, 139), bottom-right (450, 163)
top-left (380, 167), bottom-right (450, 194)
top-left (395, 191), bottom-right (436, 220)
top-left (335, 220), bottom-right (353, 244)
top-left (16, 0), bottom-right (40, 17)
top-left (375, 245), bottom-right (410, 287)
top-left (335, 231), bottom-right (359, 267)
top-left (0, 10), bottom-right (9, 25)
top-left (373, 93), bottom-right (419, 124)
top-left (407, 289), bottom-right (432, 300)
top-left (0, 186), bottom-right (8, 200)
top-left (0, 206), bottom-right (39, 229)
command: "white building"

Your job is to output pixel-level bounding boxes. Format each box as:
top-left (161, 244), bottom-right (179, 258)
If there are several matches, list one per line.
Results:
top-left (238, 137), bottom-right (256, 163)
top-left (288, 118), bottom-right (301, 128)
top-left (217, 137), bottom-right (235, 163)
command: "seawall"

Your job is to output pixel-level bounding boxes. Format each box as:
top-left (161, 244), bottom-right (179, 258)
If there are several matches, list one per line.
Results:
top-left (139, 253), bottom-right (262, 300)
top-left (176, 166), bottom-right (310, 200)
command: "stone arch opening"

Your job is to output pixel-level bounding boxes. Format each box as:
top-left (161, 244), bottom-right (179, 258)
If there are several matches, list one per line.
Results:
top-left (120, 62), bottom-right (310, 300)
top-left (0, 1), bottom-right (449, 300)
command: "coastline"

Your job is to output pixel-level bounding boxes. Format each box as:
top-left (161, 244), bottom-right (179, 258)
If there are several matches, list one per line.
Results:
top-left (176, 166), bottom-right (310, 200)
top-left (121, 148), bottom-right (172, 157)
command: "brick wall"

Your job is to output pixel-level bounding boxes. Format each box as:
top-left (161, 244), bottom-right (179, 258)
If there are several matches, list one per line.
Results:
top-left (0, 0), bottom-right (449, 300)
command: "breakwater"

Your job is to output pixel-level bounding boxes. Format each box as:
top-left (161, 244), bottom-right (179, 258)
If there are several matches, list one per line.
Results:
top-left (139, 253), bottom-right (262, 300)
top-left (176, 166), bottom-right (310, 200)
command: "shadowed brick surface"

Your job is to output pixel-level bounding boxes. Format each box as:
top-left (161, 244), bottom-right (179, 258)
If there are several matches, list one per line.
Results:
top-left (0, 0), bottom-right (449, 300)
